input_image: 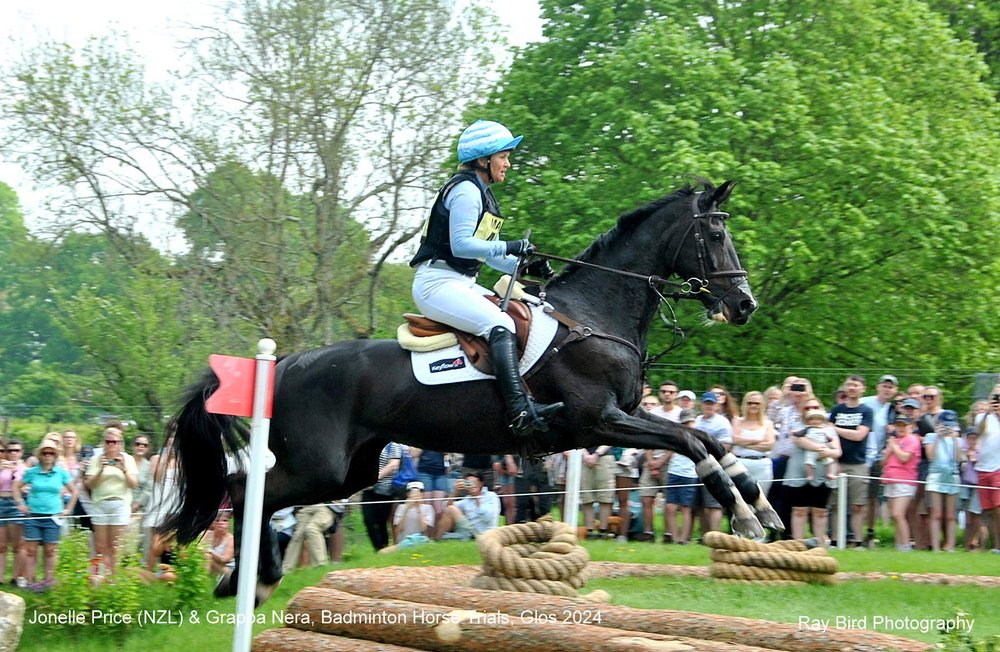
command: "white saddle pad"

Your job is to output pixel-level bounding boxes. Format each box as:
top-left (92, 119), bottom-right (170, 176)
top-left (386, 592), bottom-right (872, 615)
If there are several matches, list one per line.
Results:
top-left (409, 303), bottom-right (560, 386)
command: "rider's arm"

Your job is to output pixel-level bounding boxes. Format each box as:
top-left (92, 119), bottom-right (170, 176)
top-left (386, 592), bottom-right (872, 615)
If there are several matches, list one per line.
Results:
top-left (446, 183), bottom-right (518, 275)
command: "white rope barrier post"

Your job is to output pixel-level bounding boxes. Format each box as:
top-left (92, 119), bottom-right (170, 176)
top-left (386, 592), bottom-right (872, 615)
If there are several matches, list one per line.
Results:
top-left (836, 472), bottom-right (847, 550)
top-left (233, 338), bottom-right (277, 652)
top-left (563, 449), bottom-right (583, 532)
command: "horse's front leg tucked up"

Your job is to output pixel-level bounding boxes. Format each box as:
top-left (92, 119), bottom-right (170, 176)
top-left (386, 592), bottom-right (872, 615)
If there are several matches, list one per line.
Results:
top-left (595, 405), bottom-right (765, 538)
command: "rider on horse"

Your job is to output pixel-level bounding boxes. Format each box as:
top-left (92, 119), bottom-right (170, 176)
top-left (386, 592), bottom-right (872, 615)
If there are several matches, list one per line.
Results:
top-left (409, 120), bottom-right (563, 438)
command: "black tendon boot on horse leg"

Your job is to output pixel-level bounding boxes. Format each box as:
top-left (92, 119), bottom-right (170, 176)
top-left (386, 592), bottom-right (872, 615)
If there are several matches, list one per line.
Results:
top-left (488, 326), bottom-right (563, 437)
top-left (718, 452), bottom-right (783, 531)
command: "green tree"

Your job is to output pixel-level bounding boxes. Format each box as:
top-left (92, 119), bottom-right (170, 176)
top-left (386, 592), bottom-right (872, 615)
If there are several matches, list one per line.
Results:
top-left (0, 0), bottom-right (502, 350)
top-left (493, 0), bottom-right (1000, 371)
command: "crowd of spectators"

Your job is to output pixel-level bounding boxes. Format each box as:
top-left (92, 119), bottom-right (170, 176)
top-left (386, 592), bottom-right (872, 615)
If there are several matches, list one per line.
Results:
top-left (2, 375), bottom-right (996, 593)
top-left (0, 422), bottom-right (234, 592)
top-left (603, 375), bottom-right (1000, 552)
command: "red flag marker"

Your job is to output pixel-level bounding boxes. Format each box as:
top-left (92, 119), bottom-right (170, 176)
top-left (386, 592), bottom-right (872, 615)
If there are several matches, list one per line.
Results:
top-left (205, 354), bottom-right (275, 418)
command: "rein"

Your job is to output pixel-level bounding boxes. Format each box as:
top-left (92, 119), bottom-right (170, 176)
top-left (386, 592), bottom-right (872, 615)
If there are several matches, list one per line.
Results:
top-left (529, 192), bottom-right (749, 370)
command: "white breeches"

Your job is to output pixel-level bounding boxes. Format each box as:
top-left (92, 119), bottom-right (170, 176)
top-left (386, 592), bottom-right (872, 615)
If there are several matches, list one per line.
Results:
top-left (411, 263), bottom-right (515, 337)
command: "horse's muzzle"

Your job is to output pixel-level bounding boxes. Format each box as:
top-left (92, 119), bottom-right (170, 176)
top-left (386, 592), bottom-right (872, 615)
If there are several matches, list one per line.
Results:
top-left (732, 296), bottom-right (758, 325)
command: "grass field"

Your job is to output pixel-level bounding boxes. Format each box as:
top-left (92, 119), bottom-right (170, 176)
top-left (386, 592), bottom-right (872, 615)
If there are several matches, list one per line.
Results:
top-left (16, 521), bottom-right (1000, 652)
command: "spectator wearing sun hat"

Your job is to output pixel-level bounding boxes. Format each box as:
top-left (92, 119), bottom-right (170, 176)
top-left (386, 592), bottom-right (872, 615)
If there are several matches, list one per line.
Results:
top-left (13, 434), bottom-right (77, 592)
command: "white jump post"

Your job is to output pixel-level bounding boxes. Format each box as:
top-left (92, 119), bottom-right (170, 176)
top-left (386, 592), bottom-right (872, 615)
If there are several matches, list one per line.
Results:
top-left (563, 449), bottom-right (583, 532)
top-left (232, 338), bottom-right (277, 652)
top-left (836, 472), bottom-right (847, 550)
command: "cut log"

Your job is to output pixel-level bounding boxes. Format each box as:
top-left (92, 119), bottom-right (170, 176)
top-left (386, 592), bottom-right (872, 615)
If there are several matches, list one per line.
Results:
top-left (316, 568), bottom-right (930, 652)
top-left (285, 586), bottom-right (775, 652)
top-left (254, 627), bottom-right (424, 651)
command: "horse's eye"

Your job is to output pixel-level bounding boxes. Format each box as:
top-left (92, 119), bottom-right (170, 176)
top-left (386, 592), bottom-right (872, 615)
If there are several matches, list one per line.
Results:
top-left (709, 231), bottom-right (724, 242)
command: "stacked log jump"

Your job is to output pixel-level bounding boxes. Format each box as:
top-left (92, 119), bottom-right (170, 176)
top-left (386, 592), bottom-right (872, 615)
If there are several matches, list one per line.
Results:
top-left (704, 532), bottom-right (839, 585)
top-left (253, 564), bottom-right (929, 652)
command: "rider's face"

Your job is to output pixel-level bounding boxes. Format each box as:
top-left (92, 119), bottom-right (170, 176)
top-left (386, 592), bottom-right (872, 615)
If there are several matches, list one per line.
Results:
top-left (489, 151), bottom-right (511, 183)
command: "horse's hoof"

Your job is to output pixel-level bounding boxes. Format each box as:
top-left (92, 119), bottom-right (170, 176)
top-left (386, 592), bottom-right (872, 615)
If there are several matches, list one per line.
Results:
top-left (730, 515), bottom-right (765, 539)
top-left (255, 579), bottom-right (281, 606)
top-left (754, 506), bottom-right (785, 531)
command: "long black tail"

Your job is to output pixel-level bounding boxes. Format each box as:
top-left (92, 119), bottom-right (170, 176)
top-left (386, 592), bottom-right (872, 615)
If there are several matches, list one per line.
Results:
top-left (161, 369), bottom-right (249, 544)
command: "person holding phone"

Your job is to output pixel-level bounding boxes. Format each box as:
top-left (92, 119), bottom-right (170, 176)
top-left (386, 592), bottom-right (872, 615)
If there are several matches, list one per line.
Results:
top-left (968, 385), bottom-right (1000, 552)
top-left (768, 377), bottom-right (814, 538)
top-left (84, 427), bottom-right (138, 575)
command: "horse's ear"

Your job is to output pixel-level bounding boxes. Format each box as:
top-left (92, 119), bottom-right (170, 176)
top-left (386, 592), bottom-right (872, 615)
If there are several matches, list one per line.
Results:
top-left (710, 180), bottom-right (736, 207)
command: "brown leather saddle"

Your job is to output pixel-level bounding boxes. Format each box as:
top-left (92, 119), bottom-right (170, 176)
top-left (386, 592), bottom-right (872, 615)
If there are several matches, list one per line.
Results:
top-left (403, 296), bottom-right (532, 375)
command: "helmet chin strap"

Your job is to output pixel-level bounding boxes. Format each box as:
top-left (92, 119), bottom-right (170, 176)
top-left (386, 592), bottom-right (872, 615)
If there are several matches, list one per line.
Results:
top-left (474, 156), bottom-right (495, 184)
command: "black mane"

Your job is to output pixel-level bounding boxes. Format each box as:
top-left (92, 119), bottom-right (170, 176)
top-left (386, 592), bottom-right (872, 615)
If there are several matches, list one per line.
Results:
top-left (556, 182), bottom-right (707, 280)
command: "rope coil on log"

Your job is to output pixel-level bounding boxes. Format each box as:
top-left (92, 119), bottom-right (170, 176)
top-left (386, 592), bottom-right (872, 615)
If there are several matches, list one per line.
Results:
top-left (470, 517), bottom-right (591, 596)
top-left (702, 531), bottom-right (838, 586)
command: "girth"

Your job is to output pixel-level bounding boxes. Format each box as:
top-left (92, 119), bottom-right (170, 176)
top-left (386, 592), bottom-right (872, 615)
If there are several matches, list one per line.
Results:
top-left (402, 296), bottom-right (532, 374)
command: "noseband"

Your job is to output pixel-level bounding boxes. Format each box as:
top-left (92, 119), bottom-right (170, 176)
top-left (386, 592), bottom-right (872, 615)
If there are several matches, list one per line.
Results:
top-left (665, 192), bottom-right (748, 301)
top-left (528, 190), bottom-right (751, 368)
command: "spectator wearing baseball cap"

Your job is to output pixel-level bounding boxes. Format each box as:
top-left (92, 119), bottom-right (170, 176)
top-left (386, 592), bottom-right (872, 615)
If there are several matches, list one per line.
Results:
top-left (676, 390), bottom-right (696, 410)
top-left (692, 392), bottom-right (733, 534)
top-left (661, 408), bottom-right (700, 545)
top-left (881, 414), bottom-right (921, 551)
top-left (388, 481), bottom-right (434, 550)
top-left (924, 409), bottom-right (964, 551)
top-left (860, 373), bottom-right (900, 547)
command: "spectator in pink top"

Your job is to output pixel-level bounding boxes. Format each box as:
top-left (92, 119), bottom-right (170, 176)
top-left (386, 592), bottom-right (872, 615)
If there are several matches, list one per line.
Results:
top-left (0, 439), bottom-right (27, 586)
top-left (881, 414), bottom-right (921, 551)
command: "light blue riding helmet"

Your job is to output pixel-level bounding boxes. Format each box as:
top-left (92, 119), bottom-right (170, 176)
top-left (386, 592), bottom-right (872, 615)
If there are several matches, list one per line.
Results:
top-left (457, 120), bottom-right (523, 164)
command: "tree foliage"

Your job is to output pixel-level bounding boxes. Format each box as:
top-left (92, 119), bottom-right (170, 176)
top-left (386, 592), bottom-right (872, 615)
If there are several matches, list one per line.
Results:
top-left (0, 0), bottom-right (500, 350)
top-left (493, 0), bottom-right (1000, 372)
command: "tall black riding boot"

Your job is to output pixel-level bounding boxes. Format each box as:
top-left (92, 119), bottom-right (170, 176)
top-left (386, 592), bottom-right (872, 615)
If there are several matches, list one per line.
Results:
top-left (488, 326), bottom-right (564, 437)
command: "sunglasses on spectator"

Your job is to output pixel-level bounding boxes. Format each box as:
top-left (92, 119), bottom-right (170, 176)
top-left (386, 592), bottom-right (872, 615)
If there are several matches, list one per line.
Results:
top-left (747, 401), bottom-right (761, 405)
top-left (923, 394), bottom-right (937, 400)
top-left (105, 439), bottom-right (123, 444)
top-left (135, 442), bottom-right (149, 446)
top-left (5, 448), bottom-right (21, 453)
top-left (40, 451), bottom-right (57, 456)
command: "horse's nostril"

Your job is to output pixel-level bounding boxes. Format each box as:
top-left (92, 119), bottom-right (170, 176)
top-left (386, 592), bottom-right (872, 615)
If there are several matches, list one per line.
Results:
top-left (739, 298), bottom-right (757, 315)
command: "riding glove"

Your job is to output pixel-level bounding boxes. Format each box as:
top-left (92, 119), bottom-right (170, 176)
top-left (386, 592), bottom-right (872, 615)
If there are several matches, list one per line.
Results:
top-left (505, 239), bottom-right (536, 256)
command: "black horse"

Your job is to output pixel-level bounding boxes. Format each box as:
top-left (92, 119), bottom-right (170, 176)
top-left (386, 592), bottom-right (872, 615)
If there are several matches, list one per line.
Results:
top-left (164, 179), bottom-right (780, 603)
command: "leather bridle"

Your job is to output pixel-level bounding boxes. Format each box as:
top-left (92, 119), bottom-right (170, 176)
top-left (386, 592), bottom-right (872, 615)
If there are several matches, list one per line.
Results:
top-left (527, 191), bottom-right (750, 368)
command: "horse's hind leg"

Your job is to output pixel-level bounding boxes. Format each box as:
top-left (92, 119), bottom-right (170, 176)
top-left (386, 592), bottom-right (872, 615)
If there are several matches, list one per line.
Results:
top-left (685, 431), bottom-right (783, 531)
top-left (716, 452), bottom-right (782, 531)
top-left (597, 406), bottom-right (764, 538)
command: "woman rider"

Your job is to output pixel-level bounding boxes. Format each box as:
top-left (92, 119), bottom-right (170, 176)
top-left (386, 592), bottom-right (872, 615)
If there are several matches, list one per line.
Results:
top-left (409, 120), bottom-right (562, 438)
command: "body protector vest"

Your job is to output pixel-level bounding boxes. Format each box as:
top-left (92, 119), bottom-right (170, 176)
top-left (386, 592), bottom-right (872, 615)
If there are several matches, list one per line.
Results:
top-left (409, 171), bottom-right (504, 276)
